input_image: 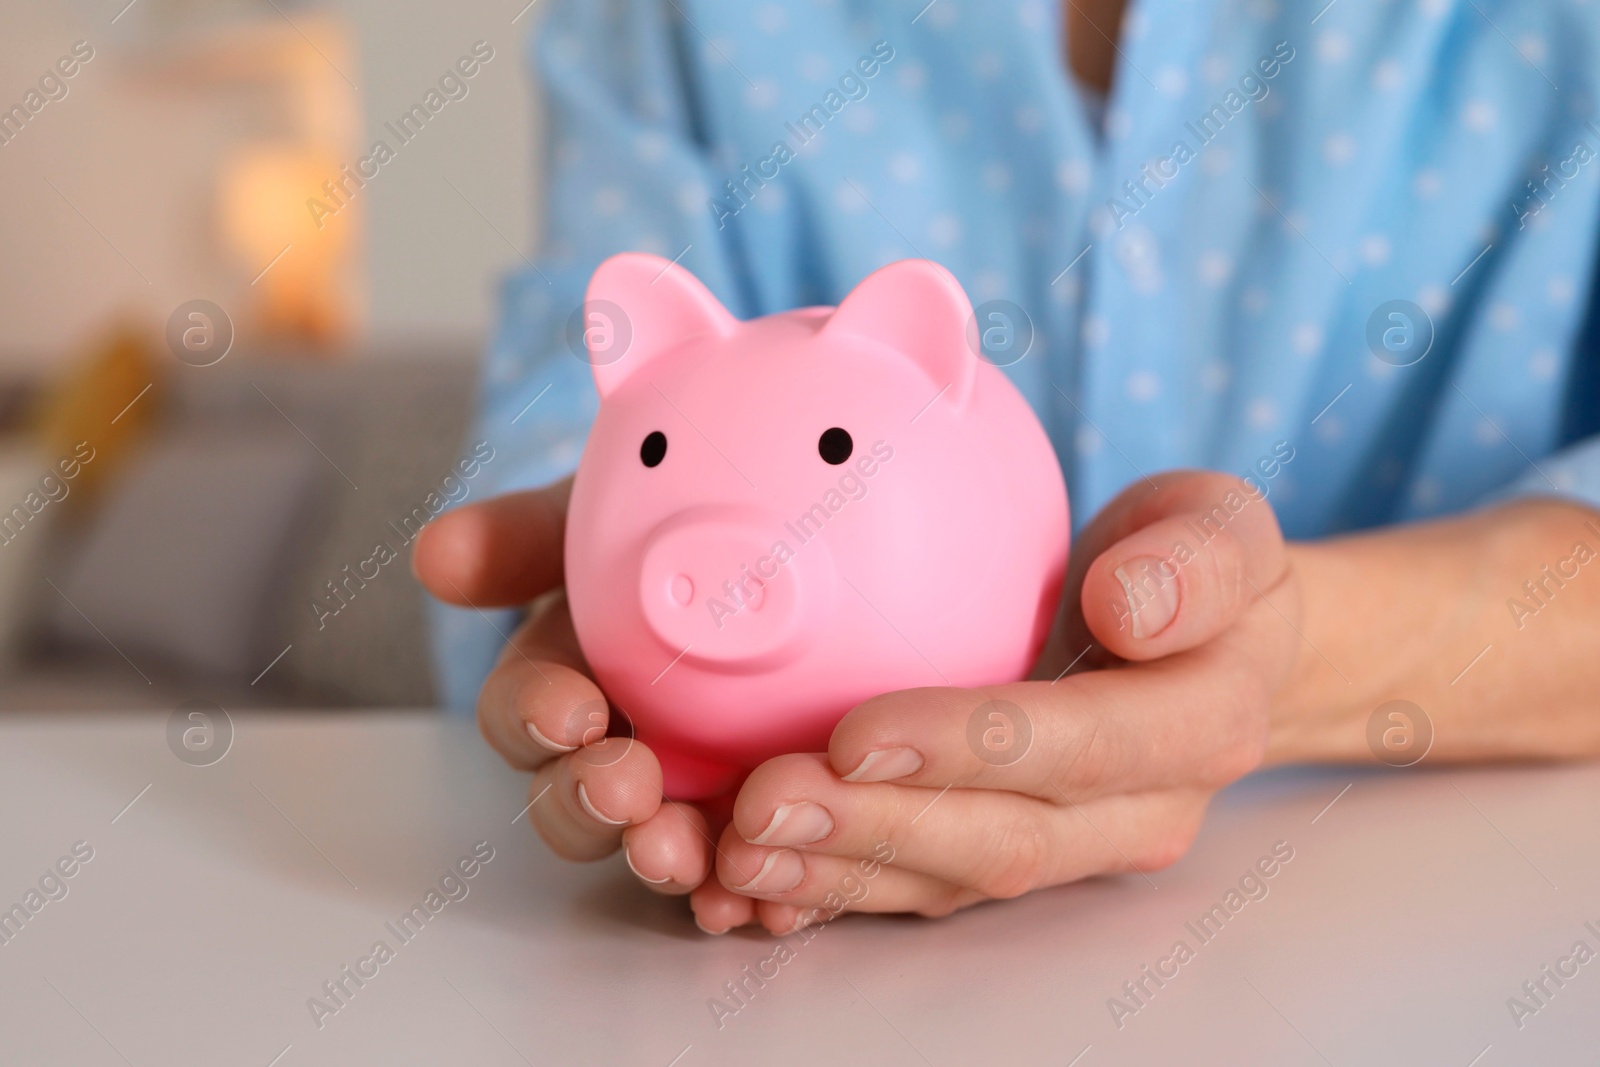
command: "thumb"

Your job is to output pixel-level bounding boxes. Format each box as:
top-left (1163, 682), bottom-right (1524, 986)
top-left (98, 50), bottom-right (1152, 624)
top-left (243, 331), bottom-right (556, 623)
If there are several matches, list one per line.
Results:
top-left (1079, 475), bottom-right (1288, 660)
top-left (412, 478), bottom-right (572, 607)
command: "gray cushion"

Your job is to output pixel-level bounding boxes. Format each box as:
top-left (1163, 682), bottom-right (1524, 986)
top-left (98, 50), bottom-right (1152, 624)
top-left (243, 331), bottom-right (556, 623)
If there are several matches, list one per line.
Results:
top-left (47, 427), bottom-right (320, 680)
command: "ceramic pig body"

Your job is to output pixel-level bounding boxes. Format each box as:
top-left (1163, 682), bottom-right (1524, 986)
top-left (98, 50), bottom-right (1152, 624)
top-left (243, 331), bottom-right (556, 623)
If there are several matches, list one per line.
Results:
top-left (565, 254), bottom-right (1069, 800)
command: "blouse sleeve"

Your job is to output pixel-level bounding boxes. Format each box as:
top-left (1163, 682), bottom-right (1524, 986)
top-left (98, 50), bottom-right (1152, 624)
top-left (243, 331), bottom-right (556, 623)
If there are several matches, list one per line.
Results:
top-left (429, 0), bottom-right (782, 711)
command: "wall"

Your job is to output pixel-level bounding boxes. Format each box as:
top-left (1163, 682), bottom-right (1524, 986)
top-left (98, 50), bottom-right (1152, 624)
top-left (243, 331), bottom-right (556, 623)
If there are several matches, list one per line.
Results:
top-left (0, 0), bottom-right (539, 367)
top-left (341, 0), bottom-right (537, 346)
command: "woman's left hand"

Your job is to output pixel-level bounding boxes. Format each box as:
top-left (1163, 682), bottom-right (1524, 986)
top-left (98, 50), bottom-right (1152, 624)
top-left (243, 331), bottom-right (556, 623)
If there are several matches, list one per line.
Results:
top-left (704, 470), bottom-right (1302, 934)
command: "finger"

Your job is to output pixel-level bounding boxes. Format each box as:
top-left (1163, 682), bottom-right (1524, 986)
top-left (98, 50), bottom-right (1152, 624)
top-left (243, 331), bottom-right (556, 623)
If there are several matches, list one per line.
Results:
top-left (754, 900), bottom-right (807, 936)
top-left (1032, 475), bottom-right (1177, 673)
top-left (411, 479), bottom-right (572, 607)
top-left (499, 589), bottom-right (588, 671)
top-left (731, 754), bottom-right (1201, 898)
top-left (1079, 475), bottom-right (1289, 660)
top-left (621, 801), bottom-right (713, 895)
top-left (525, 738), bottom-right (663, 862)
top-left (690, 877), bottom-right (758, 935)
top-left (1033, 470), bottom-right (1283, 675)
top-left (478, 660), bottom-right (604, 771)
top-left (477, 599), bottom-right (606, 771)
top-left (828, 670), bottom-right (1267, 803)
top-left (715, 818), bottom-right (980, 918)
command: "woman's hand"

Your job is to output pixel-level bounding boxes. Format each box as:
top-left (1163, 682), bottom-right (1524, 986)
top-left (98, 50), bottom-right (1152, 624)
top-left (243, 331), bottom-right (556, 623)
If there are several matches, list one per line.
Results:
top-left (713, 471), bottom-right (1303, 929)
top-left (412, 482), bottom-right (726, 915)
top-left (417, 470), bottom-right (1600, 936)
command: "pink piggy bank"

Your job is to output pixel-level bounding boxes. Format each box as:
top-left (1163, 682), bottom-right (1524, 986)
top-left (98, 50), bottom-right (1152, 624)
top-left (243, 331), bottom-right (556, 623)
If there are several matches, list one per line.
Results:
top-left (565, 254), bottom-right (1069, 801)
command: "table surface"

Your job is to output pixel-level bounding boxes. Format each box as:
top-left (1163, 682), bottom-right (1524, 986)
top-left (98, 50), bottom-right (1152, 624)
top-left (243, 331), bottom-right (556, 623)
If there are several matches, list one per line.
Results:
top-left (2, 711), bottom-right (1597, 1067)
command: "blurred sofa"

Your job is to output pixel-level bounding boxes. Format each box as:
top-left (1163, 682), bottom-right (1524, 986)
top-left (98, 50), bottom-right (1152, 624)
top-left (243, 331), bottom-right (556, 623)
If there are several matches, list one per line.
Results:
top-left (0, 348), bottom-right (482, 711)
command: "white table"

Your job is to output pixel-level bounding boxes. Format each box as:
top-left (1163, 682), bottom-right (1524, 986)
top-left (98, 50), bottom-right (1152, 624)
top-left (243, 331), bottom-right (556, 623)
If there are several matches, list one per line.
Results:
top-left (2, 711), bottom-right (1596, 1065)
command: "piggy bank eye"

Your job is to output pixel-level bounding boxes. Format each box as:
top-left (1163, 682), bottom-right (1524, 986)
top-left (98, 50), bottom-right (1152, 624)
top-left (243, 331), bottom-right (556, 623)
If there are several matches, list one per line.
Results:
top-left (818, 427), bottom-right (853, 465)
top-left (640, 431), bottom-right (668, 468)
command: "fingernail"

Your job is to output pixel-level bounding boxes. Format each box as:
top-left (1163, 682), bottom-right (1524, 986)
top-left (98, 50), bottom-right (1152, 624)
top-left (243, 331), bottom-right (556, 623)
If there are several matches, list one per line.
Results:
top-left (749, 802), bottom-right (834, 846)
top-left (624, 846), bottom-right (672, 884)
top-left (841, 746), bottom-right (923, 783)
top-left (1114, 557), bottom-right (1179, 639)
top-left (734, 849), bottom-right (805, 894)
top-left (527, 719), bottom-right (577, 753)
top-left (694, 916), bottom-right (729, 936)
top-left (576, 782), bottom-right (628, 826)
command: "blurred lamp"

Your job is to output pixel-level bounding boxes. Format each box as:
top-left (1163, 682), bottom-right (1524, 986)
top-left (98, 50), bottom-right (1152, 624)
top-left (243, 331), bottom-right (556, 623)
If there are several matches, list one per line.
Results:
top-left (219, 142), bottom-right (353, 349)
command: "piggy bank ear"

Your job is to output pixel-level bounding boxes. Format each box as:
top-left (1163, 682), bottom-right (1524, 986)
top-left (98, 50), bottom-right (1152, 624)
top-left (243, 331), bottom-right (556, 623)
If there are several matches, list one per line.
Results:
top-left (583, 253), bottom-right (737, 399)
top-left (823, 259), bottom-right (978, 406)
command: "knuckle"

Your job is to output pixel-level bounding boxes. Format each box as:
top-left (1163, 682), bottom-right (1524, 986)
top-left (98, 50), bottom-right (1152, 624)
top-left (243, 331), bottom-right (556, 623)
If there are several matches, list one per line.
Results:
top-left (1131, 815), bottom-right (1203, 874)
top-left (969, 810), bottom-right (1055, 900)
top-left (915, 888), bottom-right (967, 919)
top-left (1134, 470), bottom-right (1240, 521)
top-left (1198, 680), bottom-right (1271, 787)
top-left (1205, 740), bottom-right (1264, 789)
top-left (1051, 714), bottom-right (1119, 800)
top-left (1131, 832), bottom-right (1188, 874)
top-left (864, 802), bottom-right (909, 858)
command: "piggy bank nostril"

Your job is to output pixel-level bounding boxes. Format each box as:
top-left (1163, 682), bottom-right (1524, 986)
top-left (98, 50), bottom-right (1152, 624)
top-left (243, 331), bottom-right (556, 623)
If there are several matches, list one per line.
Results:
top-left (670, 574), bottom-right (695, 606)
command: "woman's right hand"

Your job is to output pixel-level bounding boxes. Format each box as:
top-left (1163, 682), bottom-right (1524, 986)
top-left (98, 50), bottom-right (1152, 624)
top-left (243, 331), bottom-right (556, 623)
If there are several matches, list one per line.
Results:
top-left (411, 479), bottom-right (799, 934)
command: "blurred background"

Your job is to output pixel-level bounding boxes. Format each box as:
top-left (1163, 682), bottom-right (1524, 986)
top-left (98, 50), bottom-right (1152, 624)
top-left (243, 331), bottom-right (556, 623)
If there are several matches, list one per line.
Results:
top-left (0, 0), bottom-right (538, 710)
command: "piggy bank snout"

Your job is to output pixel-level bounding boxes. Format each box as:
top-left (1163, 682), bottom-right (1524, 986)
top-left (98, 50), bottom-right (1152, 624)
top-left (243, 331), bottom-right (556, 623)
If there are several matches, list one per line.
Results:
top-left (638, 507), bottom-right (826, 670)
